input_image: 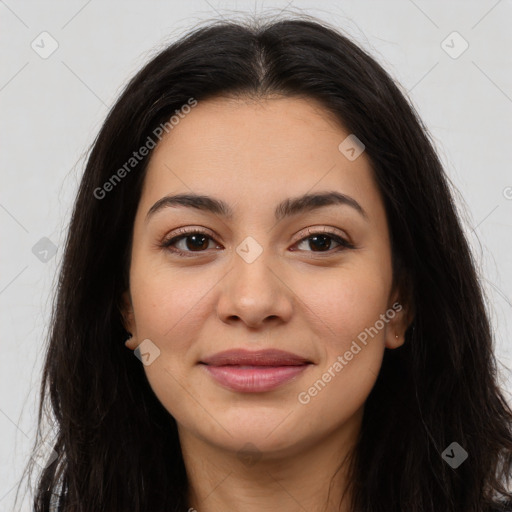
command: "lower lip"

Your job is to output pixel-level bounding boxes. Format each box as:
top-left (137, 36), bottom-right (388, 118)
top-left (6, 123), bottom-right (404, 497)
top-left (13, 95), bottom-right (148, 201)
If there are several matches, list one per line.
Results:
top-left (201, 364), bottom-right (310, 392)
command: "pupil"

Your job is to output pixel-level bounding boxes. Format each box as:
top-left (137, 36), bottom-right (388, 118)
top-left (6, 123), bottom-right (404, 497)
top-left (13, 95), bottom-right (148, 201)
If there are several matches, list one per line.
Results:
top-left (183, 235), bottom-right (332, 252)
top-left (186, 235), bottom-right (208, 251)
top-left (310, 235), bottom-right (330, 251)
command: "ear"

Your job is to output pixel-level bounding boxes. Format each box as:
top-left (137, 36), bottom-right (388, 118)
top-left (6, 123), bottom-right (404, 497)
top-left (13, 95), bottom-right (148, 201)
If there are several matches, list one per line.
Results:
top-left (384, 287), bottom-right (415, 350)
top-left (119, 290), bottom-right (138, 350)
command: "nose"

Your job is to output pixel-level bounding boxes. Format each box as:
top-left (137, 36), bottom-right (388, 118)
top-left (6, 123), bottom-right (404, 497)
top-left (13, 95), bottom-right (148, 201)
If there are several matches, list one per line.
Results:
top-left (215, 248), bottom-right (294, 329)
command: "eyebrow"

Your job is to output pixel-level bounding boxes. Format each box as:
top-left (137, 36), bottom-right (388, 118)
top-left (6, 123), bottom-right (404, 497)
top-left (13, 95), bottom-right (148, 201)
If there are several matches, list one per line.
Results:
top-left (145, 191), bottom-right (368, 224)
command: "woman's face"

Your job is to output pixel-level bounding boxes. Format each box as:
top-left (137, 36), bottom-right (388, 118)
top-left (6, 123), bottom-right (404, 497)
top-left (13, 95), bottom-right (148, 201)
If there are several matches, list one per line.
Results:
top-left (123, 95), bottom-right (408, 458)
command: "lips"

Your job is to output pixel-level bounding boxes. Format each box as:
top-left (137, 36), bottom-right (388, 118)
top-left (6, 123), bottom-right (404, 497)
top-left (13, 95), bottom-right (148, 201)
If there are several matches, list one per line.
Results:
top-left (200, 348), bottom-right (312, 366)
top-left (199, 349), bottom-right (313, 392)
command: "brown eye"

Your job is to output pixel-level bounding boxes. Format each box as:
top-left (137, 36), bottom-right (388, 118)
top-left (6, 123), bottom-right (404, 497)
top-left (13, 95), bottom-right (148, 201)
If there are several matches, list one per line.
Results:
top-left (293, 232), bottom-right (354, 253)
top-left (181, 234), bottom-right (210, 251)
top-left (161, 227), bottom-right (354, 258)
top-left (306, 234), bottom-right (336, 251)
top-left (163, 232), bottom-right (216, 253)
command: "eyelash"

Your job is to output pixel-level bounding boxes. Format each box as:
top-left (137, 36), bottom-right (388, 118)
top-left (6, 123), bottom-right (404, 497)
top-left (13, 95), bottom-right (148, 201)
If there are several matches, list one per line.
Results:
top-left (160, 227), bottom-right (355, 258)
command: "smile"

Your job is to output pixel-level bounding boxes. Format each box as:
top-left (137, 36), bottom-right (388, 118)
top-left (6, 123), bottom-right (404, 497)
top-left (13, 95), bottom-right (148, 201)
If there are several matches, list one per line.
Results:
top-left (200, 364), bottom-right (311, 392)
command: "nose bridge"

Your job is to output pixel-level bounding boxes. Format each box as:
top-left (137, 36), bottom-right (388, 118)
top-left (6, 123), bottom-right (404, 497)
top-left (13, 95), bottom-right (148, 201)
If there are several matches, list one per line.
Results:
top-left (234, 242), bottom-right (274, 302)
top-left (216, 235), bottom-right (293, 327)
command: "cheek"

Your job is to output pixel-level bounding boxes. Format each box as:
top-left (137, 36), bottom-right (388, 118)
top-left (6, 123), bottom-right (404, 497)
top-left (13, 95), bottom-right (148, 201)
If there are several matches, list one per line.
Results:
top-left (129, 264), bottom-right (223, 370)
top-left (292, 260), bottom-right (392, 411)
top-left (295, 262), bottom-right (391, 350)
top-left (129, 270), bottom-right (214, 417)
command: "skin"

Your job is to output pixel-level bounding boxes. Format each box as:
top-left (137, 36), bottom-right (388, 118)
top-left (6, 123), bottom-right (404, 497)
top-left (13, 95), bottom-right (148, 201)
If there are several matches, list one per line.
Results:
top-left (123, 95), bottom-right (410, 512)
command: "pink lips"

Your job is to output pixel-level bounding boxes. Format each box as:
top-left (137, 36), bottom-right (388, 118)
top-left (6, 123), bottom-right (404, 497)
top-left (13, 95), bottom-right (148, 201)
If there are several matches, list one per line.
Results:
top-left (200, 349), bottom-right (312, 393)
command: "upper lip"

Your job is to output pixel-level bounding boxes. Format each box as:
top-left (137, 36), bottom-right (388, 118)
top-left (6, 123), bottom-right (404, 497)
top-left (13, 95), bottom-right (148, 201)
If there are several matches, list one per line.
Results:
top-left (200, 349), bottom-right (312, 366)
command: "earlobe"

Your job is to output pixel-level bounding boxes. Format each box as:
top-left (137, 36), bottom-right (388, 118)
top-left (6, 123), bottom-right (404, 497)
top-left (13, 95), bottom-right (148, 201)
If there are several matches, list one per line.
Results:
top-left (385, 331), bottom-right (406, 349)
top-left (124, 334), bottom-right (137, 350)
top-left (383, 300), bottom-right (411, 350)
top-left (385, 282), bottom-right (415, 349)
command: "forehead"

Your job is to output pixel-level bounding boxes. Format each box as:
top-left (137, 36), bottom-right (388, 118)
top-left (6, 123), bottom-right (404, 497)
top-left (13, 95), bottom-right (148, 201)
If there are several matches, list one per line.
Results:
top-left (139, 95), bottom-right (383, 221)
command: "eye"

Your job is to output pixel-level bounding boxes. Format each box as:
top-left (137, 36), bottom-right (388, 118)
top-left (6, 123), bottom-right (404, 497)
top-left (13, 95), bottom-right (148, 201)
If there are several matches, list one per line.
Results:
top-left (160, 227), bottom-right (221, 257)
top-left (160, 226), bottom-right (354, 257)
top-left (292, 227), bottom-right (354, 253)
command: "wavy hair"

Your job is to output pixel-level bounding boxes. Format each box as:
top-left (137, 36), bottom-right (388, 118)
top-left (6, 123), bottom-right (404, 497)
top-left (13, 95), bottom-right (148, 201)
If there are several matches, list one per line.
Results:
top-left (18, 14), bottom-right (512, 512)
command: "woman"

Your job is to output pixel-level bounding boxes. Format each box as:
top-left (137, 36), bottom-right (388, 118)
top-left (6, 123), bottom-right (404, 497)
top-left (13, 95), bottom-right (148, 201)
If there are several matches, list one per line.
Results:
top-left (21, 14), bottom-right (512, 512)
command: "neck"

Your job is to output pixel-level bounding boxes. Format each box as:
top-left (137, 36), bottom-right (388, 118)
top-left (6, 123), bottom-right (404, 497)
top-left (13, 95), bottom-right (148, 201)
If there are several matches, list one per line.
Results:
top-left (179, 410), bottom-right (362, 512)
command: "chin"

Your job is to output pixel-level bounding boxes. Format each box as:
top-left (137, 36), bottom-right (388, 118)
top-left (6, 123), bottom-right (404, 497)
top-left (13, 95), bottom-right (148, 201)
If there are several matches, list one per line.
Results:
top-left (204, 413), bottom-right (309, 453)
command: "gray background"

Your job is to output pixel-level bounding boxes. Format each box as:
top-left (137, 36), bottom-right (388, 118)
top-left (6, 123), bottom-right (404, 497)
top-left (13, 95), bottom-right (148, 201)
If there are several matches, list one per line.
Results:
top-left (1, 1), bottom-right (511, 510)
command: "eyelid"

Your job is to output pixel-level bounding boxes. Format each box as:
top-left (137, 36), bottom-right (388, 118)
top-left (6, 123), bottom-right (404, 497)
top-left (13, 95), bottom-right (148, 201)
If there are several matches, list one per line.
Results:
top-left (160, 225), bottom-right (354, 256)
top-left (165, 225), bottom-right (218, 240)
top-left (293, 225), bottom-right (351, 244)
top-left (164, 225), bottom-right (349, 244)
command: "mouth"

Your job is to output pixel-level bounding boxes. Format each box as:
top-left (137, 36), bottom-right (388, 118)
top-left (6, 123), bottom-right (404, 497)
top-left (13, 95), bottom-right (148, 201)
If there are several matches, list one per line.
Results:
top-left (199, 349), bottom-right (313, 393)
top-left (200, 348), bottom-right (312, 366)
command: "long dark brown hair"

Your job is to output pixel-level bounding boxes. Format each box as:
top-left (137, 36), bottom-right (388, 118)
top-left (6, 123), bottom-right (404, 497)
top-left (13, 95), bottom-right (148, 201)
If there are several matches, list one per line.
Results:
top-left (17, 13), bottom-right (512, 512)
